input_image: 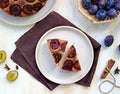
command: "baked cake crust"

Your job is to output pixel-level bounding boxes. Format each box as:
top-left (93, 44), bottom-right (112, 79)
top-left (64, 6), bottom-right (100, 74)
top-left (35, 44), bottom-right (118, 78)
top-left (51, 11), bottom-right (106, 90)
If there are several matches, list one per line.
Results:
top-left (47, 38), bottom-right (68, 65)
top-left (0, 0), bottom-right (47, 17)
top-left (62, 45), bottom-right (81, 71)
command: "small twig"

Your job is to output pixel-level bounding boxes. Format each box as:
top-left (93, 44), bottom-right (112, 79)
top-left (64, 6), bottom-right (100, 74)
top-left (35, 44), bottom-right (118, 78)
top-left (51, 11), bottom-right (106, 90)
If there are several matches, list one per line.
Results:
top-left (114, 67), bottom-right (120, 74)
top-left (16, 65), bottom-right (19, 70)
top-left (4, 64), bottom-right (10, 71)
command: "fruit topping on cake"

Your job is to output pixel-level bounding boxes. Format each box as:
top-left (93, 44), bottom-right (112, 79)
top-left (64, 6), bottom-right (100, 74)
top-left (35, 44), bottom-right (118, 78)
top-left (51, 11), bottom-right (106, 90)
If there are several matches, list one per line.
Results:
top-left (47, 38), bottom-right (68, 65)
top-left (62, 45), bottom-right (81, 71)
top-left (0, 0), bottom-right (47, 17)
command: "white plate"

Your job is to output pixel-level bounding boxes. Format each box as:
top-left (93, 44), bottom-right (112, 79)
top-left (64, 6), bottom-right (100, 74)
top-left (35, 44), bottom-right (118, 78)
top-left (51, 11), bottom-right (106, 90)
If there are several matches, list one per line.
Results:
top-left (35, 26), bottom-right (94, 84)
top-left (0, 0), bottom-right (55, 26)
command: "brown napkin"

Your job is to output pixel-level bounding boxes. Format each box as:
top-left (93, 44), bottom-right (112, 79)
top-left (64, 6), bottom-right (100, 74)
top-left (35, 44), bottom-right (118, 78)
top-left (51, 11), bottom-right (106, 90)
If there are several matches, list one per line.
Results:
top-left (11, 11), bottom-right (101, 90)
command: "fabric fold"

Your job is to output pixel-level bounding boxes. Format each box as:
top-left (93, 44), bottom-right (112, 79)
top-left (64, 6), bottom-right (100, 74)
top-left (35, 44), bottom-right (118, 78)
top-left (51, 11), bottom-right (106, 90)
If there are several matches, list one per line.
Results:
top-left (11, 11), bottom-right (101, 90)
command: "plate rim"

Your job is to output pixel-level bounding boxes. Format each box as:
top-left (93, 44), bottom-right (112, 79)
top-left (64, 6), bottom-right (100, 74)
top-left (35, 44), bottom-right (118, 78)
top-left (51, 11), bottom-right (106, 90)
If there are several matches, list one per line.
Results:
top-left (0, 0), bottom-right (55, 26)
top-left (35, 26), bottom-right (94, 84)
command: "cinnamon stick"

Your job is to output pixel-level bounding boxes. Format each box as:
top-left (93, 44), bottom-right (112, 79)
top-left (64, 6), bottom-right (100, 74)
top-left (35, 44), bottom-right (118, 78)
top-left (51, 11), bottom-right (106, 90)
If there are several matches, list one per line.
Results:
top-left (101, 59), bottom-right (115, 79)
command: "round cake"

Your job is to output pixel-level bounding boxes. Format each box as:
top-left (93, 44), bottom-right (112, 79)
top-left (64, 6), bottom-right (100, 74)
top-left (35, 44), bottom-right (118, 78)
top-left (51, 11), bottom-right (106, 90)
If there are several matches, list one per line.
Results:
top-left (0, 0), bottom-right (47, 17)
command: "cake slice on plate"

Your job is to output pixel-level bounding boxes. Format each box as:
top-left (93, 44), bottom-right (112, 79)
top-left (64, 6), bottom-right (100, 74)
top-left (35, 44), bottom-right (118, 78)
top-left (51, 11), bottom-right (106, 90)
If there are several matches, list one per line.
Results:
top-left (62, 45), bottom-right (81, 71)
top-left (47, 38), bottom-right (68, 65)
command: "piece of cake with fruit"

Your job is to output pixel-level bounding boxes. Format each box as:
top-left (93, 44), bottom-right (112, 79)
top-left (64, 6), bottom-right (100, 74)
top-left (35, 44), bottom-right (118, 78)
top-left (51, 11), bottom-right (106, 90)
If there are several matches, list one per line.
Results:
top-left (0, 0), bottom-right (47, 17)
top-left (62, 45), bottom-right (81, 71)
top-left (47, 38), bottom-right (68, 65)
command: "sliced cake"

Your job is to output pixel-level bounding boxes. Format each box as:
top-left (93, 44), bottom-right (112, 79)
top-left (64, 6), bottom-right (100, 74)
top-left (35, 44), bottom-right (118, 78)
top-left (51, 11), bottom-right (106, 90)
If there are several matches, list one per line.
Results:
top-left (62, 45), bottom-right (81, 71)
top-left (47, 38), bottom-right (68, 65)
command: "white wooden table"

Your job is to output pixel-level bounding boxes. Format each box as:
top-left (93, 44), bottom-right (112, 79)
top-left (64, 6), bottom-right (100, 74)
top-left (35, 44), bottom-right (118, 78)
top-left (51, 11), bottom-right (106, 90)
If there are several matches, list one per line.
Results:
top-left (0, 0), bottom-right (120, 94)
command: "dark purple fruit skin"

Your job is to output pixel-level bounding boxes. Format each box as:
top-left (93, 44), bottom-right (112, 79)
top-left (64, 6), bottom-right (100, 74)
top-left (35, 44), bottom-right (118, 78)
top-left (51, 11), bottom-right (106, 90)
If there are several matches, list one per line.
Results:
top-left (82, 0), bottom-right (120, 21)
top-left (106, 0), bottom-right (115, 9)
top-left (82, 0), bottom-right (92, 9)
top-left (89, 4), bottom-right (98, 14)
top-left (91, 0), bottom-right (99, 4)
top-left (9, 4), bottom-right (22, 16)
top-left (62, 60), bottom-right (73, 71)
top-left (115, 0), bottom-right (120, 10)
top-left (98, 0), bottom-right (106, 8)
top-left (96, 9), bottom-right (107, 20)
top-left (119, 44), bottom-right (120, 51)
top-left (50, 39), bottom-right (60, 50)
top-left (104, 35), bottom-right (114, 47)
top-left (107, 8), bottom-right (117, 18)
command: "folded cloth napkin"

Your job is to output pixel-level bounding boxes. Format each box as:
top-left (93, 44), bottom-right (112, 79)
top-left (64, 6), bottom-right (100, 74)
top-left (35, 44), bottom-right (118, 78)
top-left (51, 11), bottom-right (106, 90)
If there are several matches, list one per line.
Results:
top-left (11, 11), bottom-right (101, 90)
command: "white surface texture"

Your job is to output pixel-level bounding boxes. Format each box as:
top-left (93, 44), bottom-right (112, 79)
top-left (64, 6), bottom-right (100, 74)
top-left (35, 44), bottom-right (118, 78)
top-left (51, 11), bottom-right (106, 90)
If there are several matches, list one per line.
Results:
top-left (0, 0), bottom-right (120, 94)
